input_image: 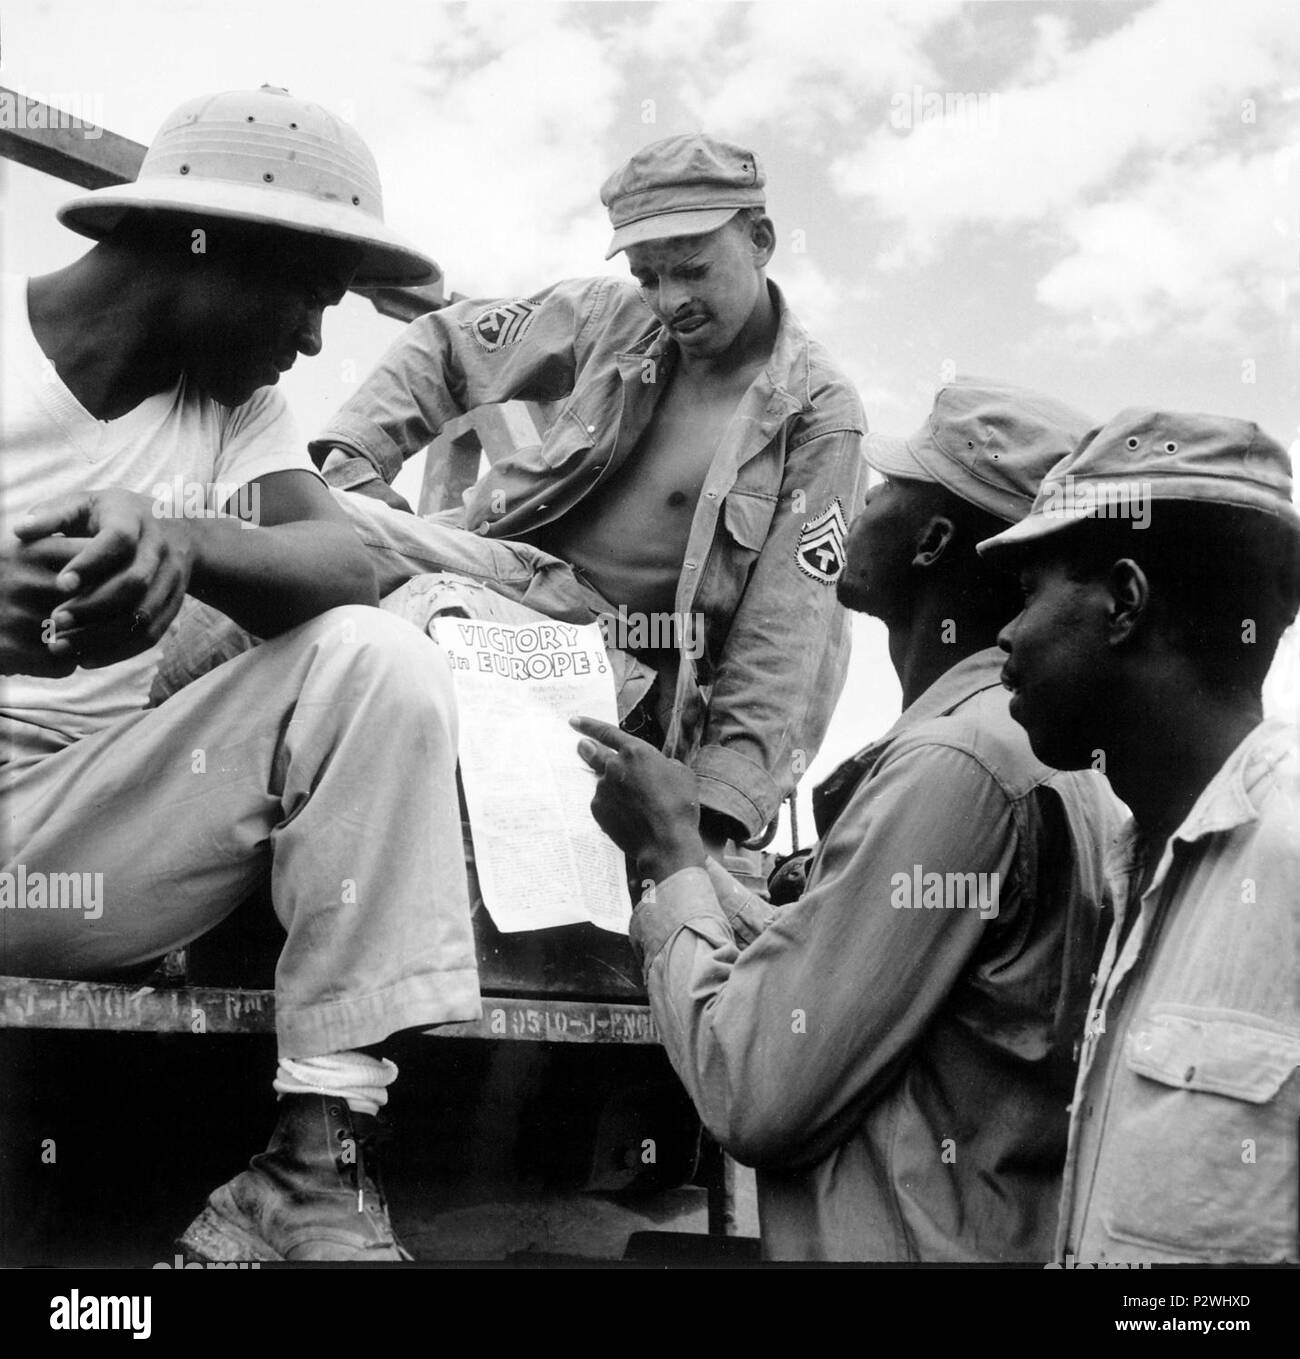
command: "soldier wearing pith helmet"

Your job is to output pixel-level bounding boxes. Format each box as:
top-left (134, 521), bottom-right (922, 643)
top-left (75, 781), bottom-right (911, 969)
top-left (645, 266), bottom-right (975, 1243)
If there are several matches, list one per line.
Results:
top-left (2, 85), bottom-right (479, 1263)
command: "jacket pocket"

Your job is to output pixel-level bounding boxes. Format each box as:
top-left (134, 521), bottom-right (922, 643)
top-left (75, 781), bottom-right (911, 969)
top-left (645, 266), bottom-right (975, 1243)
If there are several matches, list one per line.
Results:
top-left (1099, 1006), bottom-right (1300, 1260)
top-left (538, 405), bottom-right (596, 470)
top-left (723, 489), bottom-right (777, 551)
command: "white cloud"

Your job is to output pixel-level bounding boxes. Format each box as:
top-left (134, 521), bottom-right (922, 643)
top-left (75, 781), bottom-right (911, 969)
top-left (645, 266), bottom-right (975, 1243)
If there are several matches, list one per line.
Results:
top-left (382, 12), bottom-right (628, 293)
top-left (608, 1), bottom-right (732, 70)
top-left (1017, 13), bottom-right (1076, 86)
top-left (826, 0), bottom-right (1299, 344)
top-left (1036, 150), bottom-right (1294, 343)
top-left (835, 0), bottom-right (1297, 236)
top-left (778, 252), bottom-right (865, 336)
top-left (676, 0), bottom-right (960, 149)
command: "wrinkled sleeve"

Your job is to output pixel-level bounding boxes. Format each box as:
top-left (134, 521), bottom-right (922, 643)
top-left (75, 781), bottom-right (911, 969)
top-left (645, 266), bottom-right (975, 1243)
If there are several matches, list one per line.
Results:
top-left (631, 740), bottom-right (1022, 1171)
top-left (704, 856), bottom-right (780, 947)
top-left (691, 406), bottom-right (865, 839)
top-left (309, 278), bottom-right (617, 484)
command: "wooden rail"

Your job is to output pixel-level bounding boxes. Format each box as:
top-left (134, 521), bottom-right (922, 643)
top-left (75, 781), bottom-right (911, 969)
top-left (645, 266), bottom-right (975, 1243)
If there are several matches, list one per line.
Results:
top-left (0, 976), bottom-right (661, 1044)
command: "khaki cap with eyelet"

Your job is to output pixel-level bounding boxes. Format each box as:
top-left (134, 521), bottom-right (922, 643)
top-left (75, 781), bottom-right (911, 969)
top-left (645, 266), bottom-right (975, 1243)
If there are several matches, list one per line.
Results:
top-left (977, 407), bottom-right (1300, 560)
top-left (57, 85), bottom-right (438, 287)
top-left (863, 376), bottom-right (1095, 524)
top-left (600, 133), bottom-right (766, 259)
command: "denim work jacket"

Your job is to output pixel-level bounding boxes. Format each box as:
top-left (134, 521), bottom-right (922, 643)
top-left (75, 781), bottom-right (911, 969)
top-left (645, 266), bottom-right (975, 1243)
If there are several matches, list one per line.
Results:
top-left (311, 277), bottom-right (866, 839)
top-left (630, 649), bottom-right (1119, 1260)
top-left (1057, 719), bottom-right (1300, 1264)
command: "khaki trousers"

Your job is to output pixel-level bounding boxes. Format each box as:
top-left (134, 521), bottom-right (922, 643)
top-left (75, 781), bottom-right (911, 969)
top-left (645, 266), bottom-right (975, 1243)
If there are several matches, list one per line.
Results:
top-left (0, 606), bottom-right (480, 1058)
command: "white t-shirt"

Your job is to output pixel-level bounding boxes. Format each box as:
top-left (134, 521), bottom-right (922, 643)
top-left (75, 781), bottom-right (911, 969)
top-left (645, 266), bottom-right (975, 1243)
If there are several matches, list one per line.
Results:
top-left (0, 272), bottom-right (318, 741)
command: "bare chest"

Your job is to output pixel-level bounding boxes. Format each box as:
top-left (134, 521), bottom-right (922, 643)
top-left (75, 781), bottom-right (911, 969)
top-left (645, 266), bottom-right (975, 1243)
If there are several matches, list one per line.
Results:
top-left (534, 374), bottom-right (750, 614)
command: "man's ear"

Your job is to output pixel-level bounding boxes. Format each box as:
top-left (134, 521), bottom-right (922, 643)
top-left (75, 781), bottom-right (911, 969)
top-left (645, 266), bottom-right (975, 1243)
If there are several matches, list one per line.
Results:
top-left (1107, 558), bottom-right (1149, 645)
top-left (750, 215), bottom-right (776, 268)
top-left (912, 516), bottom-right (956, 570)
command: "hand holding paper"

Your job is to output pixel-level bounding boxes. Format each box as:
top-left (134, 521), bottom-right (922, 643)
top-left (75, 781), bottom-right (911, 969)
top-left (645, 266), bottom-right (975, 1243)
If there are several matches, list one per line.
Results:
top-left (436, 618), bottom-right (634, 933)
top-left (571, 716), bottom-right (708, 887)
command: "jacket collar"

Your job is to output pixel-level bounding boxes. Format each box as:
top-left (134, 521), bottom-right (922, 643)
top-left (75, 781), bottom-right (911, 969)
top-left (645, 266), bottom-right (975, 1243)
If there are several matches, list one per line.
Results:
top-left (1169, 717), bottom-right (1291, 842)
top-left (1107, 716), bottom-right (1293, 890)
top-left (812, 648), bottom-right (1007, 836)
top-left (761, 279), bottom-right (814, 414)
top-left (1092, 718), bottom-right (1293, 1021)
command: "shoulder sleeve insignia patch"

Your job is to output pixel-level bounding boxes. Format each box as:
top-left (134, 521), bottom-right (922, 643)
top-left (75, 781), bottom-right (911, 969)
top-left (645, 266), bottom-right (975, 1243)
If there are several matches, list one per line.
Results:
top-left (468, 299), bottom-right (539, 352)
top-left (796, 498), bottom-right (847, 584)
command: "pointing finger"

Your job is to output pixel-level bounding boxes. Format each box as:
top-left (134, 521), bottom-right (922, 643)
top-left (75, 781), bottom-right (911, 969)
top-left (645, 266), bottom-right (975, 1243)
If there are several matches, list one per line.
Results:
top-left (569, 715), bottom-right (637, 752)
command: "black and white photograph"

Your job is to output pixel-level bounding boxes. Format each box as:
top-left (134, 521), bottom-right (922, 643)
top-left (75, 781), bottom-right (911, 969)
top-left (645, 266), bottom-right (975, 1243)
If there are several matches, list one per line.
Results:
top-left (0, 0), bottom-right (1295, 1331)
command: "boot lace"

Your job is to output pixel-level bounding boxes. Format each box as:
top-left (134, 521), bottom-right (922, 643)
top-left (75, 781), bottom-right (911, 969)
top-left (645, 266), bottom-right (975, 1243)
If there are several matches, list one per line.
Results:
top-left (339, 1114), bottom-right (412, 1260)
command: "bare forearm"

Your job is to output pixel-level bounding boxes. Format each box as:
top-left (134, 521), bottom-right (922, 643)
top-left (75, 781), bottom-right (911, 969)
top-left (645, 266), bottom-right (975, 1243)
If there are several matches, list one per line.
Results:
top-left (187, 519), bottom-right (378, 637)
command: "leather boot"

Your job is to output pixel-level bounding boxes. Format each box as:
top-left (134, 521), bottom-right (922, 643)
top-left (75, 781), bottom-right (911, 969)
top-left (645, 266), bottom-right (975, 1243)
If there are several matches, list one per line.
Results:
top-left (177, 1094), bottom-right (412, 1262)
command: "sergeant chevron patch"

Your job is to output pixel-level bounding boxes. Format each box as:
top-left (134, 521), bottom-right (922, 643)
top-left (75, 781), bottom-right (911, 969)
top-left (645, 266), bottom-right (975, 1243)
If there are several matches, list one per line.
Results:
top-left (469, 299), bottom-right (538, 351)
top-left (796, 499), bottom-right (847, 584)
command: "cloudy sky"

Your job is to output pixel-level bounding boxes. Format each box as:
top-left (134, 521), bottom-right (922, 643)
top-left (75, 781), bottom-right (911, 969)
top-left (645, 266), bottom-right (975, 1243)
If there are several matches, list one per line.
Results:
top-left (3, 0), bottom-right (1297, 840)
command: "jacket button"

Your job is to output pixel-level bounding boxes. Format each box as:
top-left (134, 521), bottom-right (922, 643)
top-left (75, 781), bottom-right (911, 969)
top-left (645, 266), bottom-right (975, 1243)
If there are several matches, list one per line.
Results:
top-left (586, 424), bottom-right (596, 434)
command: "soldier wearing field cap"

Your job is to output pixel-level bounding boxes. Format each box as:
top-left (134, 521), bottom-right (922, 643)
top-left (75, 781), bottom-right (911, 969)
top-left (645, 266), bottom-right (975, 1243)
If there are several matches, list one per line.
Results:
top-left (573, 377), bottom-right (1121, 1261)
top-left (980, 410), bottom-right (1300, 1264)
top-left (312, 133), bottom-right (866, 855)
top-left (1, 86), bottom-right (480, 1262)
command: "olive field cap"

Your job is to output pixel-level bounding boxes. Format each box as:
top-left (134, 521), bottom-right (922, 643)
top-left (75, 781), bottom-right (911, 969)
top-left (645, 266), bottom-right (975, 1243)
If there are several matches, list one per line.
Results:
top-left (57, 85), bottom-right (439, 287)
top-left (601, 133), bottom-right (766, 259)
top-left (977, 408), bottom-right (1300, 561)
top-left (863, 376), bottom-right (1094, 524)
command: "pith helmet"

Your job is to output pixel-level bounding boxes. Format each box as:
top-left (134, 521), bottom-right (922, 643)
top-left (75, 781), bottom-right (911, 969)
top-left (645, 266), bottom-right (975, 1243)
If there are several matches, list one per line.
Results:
top-left (57, 85), bottom-right (437, 287)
